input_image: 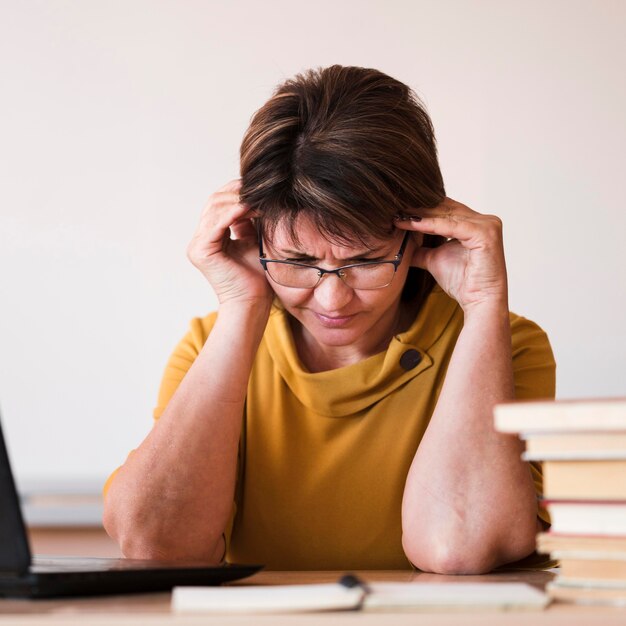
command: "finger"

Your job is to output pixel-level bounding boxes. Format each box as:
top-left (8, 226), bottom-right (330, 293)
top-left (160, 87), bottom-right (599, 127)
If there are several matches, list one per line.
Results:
top-left (394, 214), bottom-right (473, 241)
top-left (208, 204), bottom-right (262, 235)
top-left (395, 198), bottom-right (478, 224)
top-left (409, 238), bottom-right (464, 272)
top-left (194, 201), bottom-right (250, 251)
top-left (395, 212), bottom-right (501, 244)
top-left (203, 192), bottom-right (261, 222)
top-left (419, 197), bottom-right (478, 219)
top-left (230, 218), bottom-right (257, 241)
top-left (203, 191), bottom-right (241, 213)
top-left (201, 192), bottom-right (247, 225)
top-left (207, 207), bottom-right (263, 234)
top-left (216, 179), bottom-right (242, 193)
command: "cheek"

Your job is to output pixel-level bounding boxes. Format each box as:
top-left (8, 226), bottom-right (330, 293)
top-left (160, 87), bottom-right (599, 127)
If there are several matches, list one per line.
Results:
top-left (270, 283), bottom-right (311, 308)
top-left (361, 290), bottom-right (394, 311)
top-left (271, 283), bottom-right (402, 313)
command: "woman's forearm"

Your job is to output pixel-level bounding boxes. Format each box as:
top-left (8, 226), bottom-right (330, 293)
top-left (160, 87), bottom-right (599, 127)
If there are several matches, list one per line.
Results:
top-left (401, 302), bottom-right (538, 574)
top-left (103, 300), bottom-right (271, 561)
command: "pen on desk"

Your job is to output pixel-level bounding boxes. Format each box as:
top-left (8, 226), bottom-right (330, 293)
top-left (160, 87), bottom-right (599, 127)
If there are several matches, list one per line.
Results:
top-left (338, 573), bottom-right (371, 608)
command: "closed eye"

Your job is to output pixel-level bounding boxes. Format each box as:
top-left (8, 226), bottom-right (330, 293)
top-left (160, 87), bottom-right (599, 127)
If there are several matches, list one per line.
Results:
top-left (285, 257), bottom-right (316, 264)
top-left (285, 257), bottom-right (384, 264)
top-left (348, 257), bottom-right (385, 264)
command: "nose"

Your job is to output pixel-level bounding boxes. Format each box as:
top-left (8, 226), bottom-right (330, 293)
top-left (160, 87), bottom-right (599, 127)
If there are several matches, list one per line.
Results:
top-left (313, 273), bottom-right (354, 312)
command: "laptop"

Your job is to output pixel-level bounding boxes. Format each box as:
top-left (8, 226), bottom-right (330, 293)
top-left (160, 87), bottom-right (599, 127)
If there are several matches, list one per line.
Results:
top-left (0, 414), bottom-right (262, 597)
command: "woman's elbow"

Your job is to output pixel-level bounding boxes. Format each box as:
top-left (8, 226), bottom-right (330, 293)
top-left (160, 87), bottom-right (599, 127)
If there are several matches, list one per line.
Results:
top-left (402, 527), bottom-right (537, 575)
top-left (402, 535), bottom-right (495, 574)
top-left (102, 492), bottom-right (150, 559)
top-left (103, 491), bottom-right (224, 563)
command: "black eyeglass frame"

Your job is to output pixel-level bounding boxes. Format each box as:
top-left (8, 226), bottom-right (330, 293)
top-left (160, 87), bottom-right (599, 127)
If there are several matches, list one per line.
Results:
top-left (257, 228), bottom-right (410, 290)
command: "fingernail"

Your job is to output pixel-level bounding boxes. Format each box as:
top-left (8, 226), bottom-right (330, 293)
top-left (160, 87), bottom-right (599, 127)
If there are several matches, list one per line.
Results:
top-left (393, 213), bottom-right (422, 222)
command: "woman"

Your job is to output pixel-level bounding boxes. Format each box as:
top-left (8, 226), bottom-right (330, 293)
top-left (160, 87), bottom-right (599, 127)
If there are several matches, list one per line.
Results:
top-left (103, 65), bottom-right (555, 573)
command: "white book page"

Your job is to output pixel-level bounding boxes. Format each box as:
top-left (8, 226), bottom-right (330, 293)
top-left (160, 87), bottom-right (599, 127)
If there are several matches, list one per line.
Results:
top-left (172, 581), bottom-right (548, 613)
top-left (172, 583), bottom-right (363, 613)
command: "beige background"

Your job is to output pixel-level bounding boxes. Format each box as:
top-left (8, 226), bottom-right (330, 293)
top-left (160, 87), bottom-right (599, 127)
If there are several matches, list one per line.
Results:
top-left (0, 0), bottom-right (624, 491)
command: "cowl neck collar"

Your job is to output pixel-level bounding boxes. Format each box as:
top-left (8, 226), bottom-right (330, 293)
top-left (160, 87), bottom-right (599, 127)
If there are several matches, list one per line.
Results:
top-left (263, 286), bottom-right (459, 417)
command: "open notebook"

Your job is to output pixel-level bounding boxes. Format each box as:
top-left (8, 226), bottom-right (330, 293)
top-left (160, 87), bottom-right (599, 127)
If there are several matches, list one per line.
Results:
top-left (172, 574), bottom-right (550, 613)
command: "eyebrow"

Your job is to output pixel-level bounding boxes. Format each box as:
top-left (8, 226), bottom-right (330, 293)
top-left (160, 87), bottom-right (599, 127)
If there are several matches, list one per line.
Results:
top-left (277, 245), bottom-right (388, 261)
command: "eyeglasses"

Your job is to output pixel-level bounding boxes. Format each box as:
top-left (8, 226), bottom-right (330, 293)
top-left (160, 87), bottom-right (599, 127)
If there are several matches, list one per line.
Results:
top-left (258, 229), bottom-right (410, 290)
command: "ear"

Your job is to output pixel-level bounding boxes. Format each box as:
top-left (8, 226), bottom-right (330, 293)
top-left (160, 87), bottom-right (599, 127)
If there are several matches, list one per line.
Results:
top-left (408, 231), bottom-right (424, 258)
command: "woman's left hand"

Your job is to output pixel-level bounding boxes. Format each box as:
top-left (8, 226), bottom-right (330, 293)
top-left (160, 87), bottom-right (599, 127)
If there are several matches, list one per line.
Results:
top-left (394, 198), bottom-right (508, 313)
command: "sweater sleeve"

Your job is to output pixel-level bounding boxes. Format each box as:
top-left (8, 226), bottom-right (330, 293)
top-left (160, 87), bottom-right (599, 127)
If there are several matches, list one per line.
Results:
top-left (152, 313), bottom-right (219, 421)
top-left (510, 313), bottom-right (557, 528)
top-left (511, 313), bottom-right (556, 403)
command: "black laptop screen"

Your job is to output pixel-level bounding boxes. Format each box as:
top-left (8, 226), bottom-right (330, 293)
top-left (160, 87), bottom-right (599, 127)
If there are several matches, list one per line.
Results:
top-left (0, 414), bottom-right (32, 574)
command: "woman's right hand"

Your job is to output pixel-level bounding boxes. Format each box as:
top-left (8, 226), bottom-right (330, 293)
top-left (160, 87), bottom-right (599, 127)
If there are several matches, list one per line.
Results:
top-left (187, 179), bottom-right (273, 306)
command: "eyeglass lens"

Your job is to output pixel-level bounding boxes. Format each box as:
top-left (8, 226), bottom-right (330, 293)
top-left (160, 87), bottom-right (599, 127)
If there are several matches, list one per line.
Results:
top-left (265, 262), bottom-right (396, 290)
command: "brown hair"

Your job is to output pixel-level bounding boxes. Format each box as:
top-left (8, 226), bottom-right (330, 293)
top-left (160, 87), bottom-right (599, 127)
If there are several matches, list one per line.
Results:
top-left (239, 64), bottom-right (445, 302)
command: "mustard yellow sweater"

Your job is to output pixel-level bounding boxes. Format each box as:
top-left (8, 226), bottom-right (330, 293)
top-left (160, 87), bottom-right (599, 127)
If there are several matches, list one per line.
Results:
top-left (108, 286), bottom-right (556, 569)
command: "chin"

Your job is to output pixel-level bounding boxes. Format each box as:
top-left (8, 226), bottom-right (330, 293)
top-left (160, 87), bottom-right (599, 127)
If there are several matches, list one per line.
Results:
top-left (303, 318), bottom-right (368, 347)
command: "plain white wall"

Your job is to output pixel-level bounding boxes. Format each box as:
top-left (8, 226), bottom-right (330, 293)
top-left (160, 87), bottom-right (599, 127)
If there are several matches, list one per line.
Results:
top-left (1, 0), bottom-right (625, 488)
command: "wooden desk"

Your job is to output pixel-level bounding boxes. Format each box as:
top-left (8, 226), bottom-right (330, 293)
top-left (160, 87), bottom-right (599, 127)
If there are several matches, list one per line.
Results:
top-left (1, 529), bottom-right (623, 624)
top-left (2, 569), bottom-right (625, 624)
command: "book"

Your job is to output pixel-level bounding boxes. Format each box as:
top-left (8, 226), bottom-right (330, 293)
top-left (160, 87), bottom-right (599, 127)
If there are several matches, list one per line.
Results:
top-left (171, 578), bottom-right (549, 613)
top-left (558, 556), bottom-right (626, 583)
top-left (494, 398), bottom-right (626, 434)
top-left (174, 580), bottom-right (365, 613)
top-left (542, 460), bottom-right (626, 500)
top-left (523, 432), bottom-right (626, 460)
top-left (544, 501), bottom-right (626, 536)
top-left (538, 532), bottom-right (626, 554)
top-left (547, 580), bottom-right (626, 606)
top-left (497, 400), bottom-right (626, 606)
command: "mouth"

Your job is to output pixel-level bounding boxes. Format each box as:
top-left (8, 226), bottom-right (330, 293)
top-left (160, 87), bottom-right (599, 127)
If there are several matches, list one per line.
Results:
top-left (312, 311), bottom-right (357, 328)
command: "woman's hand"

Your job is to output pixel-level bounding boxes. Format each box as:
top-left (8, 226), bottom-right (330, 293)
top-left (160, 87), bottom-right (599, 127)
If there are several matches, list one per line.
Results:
top-left (395, 198), bottom-right (508, 313)
top-left (187, 179), bottom-right (273, 306)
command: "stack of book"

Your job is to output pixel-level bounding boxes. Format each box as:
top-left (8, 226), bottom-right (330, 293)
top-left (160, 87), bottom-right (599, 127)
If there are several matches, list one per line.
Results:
top-left (495, 398), bottom-right (626, 606)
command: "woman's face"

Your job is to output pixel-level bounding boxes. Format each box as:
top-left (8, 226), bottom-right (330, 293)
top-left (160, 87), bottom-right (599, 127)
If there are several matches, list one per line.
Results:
top-left (263, 218), bottom-right (415, 352)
